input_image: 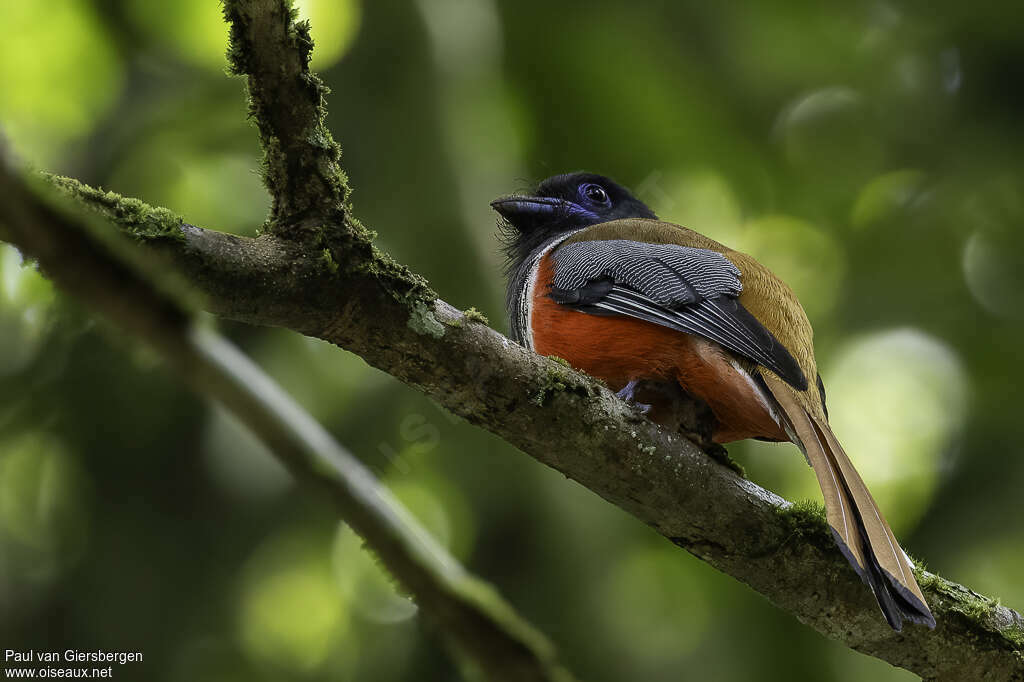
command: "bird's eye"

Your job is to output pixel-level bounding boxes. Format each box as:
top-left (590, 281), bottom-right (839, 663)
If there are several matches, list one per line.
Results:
top-left (581, 183), bottom-right (611, 206)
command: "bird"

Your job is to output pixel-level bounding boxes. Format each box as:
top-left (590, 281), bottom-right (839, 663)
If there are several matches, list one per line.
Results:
top-left (491, 171), bottom-right (935, 631)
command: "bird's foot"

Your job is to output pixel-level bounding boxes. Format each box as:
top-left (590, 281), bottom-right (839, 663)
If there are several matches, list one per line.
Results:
top-left (615, 379), bottom-right (652, 414)
top-left (615, 378), bottom-right (640, 401)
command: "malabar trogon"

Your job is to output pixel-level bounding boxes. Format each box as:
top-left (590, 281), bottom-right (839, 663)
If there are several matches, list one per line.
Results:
top-left (492, 172), bottom-right (935, 631)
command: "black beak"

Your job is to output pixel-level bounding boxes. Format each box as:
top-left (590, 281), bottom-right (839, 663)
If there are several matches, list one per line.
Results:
top-left (490, 195), bottom-right (576, 234)
top-left (490, 195), bottom-right (566, 220)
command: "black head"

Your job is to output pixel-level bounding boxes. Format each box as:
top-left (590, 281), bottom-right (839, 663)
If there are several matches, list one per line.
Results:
top-left (492, 172), bottom-right (657, 266)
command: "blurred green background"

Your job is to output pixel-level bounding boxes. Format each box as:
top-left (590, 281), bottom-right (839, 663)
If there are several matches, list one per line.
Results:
top-left (1, 0), bottom-right (1023, 680)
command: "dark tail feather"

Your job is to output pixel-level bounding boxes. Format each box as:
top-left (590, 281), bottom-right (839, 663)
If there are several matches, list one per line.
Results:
top-left (763, 375), bottom-right (936, 631)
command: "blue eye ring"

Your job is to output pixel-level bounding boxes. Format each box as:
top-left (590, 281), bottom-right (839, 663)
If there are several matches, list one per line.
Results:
top-left (579, 183), bottom-right (611, 206)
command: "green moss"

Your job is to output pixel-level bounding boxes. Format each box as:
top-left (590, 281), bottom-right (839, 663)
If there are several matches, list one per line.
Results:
top-left (533, 363), bottom-right (593, 407)
top-left (546, 355), bottom-right (572, 368)
top-left (355, 246), bottom-right (436, 305)
top-left (964, 596), bottom-right (1000, 622)
top-left (20, 171), bottom-right (202, 319)
top-left (320, 247), bottom-right (339, 274)
top-left (916, 572), bottom-right (998, 620)
top-left (705, 445), bottom-right (746, 478)
top-left (914, 570), bottom-right (1024, 648)
top-left (407, 301), bottom-right (445, 339)
top-left (915, 567), bottom-right (941, 592)
top-left (463, 307), bottom-right (489, 325)
top-left (785, 499), bottom-right (827, 522)
top-left (447, 308), bottom-right (490, 328)
top-left (777, 499), bottom-right (830, 545)
top-left (533, 371), bottom-right (569, 406)
top-left (1003, 624), bottom-right (1024, 647)
top-left (45, 175), bottom-right (184, 243)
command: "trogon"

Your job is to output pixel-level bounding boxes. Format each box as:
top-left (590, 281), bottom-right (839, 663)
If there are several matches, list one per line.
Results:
top-left (492, 172), bottom-right (935, 631)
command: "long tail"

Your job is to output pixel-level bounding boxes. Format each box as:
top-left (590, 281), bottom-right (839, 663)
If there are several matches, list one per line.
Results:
top-left (763, 374), bottom-right (935, 631)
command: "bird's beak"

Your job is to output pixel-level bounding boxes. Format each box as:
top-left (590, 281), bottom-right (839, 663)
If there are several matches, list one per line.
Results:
top-left (490, 195), bottom-right (566, 219)
top-left (490, 195), bottom-right (581, 233)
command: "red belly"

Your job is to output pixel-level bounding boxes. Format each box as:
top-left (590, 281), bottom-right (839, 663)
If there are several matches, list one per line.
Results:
top-left (530, 254), bottom-right (785, 443)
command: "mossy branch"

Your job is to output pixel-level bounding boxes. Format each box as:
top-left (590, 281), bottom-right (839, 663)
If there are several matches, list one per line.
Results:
top-left (0, 162), bottom-right (577, 682)
top-left (222, 0), bottom-right (350, 233)
top-left (38, 165), bottom-right (1024, 682)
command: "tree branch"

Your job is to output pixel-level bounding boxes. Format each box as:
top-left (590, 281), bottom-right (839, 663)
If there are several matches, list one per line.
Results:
top-left (49, 172), bottom-right (1024, 680)
top-left (222, 0), bottom-right (350, 231)
top-left (0, 164), bottom-right (576, 682)
top-left (6, 0), bottom-right (1024, 678)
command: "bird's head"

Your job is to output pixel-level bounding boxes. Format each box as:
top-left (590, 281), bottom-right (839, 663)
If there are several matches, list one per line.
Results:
top-left (493, 172), bottom-right (657, 263)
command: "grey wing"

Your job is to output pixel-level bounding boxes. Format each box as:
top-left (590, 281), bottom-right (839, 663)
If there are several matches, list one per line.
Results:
top-left (549, 239), bottom-right (807, 390)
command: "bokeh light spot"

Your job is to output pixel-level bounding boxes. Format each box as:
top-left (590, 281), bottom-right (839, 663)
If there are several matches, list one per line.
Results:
top-left (333, 525), bottom-right (418, 626)
top-left (164, 155), bottom-right (269, 236)
top-left (293, 0), bottom-right (362, 70)
top-left (125, 0), bottom-right (228, 72)
top-left (110, 146), bottom-right (269, 238)
top-left (735, 215), bottom-right (846, 319)
top-left (126, 0), bottom-right (360, 73)
top-left (1, 246), bottom-right (54, 309)
top-left (239, 529), bottom-right (349, 673)
top-left (777, 86), bottom-right (883, 178)
top-left (330, 473), bottom-right (475, 626)
top-left (388, 470), bottom-right (476, 561)
top-left (0, 434), bottom-right (92, 582)
top-left (0, 0), bottom-right (122, 165)
top-left (636, 174), bottom-right (845, 318)
top-left (818, 329), bottom-right (967, 530)
top-left (651, 169), bottom-right (745, 246)
top-left (0, 246), bottom-right (56, 376)
top-left (962, 228), bottom-right (1024, 321)
top-left (851, 170), bottom-right (926, 229)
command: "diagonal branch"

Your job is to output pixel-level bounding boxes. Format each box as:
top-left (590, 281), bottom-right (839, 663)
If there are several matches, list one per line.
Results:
top-left (40, 172), bottom-right (1024, 681)
top-left (0, 163), bottom-right (577, 682)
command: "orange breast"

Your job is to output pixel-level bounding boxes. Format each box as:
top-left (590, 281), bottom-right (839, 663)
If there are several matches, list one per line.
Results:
top-left (530, 253), bottom-right (786, 443)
